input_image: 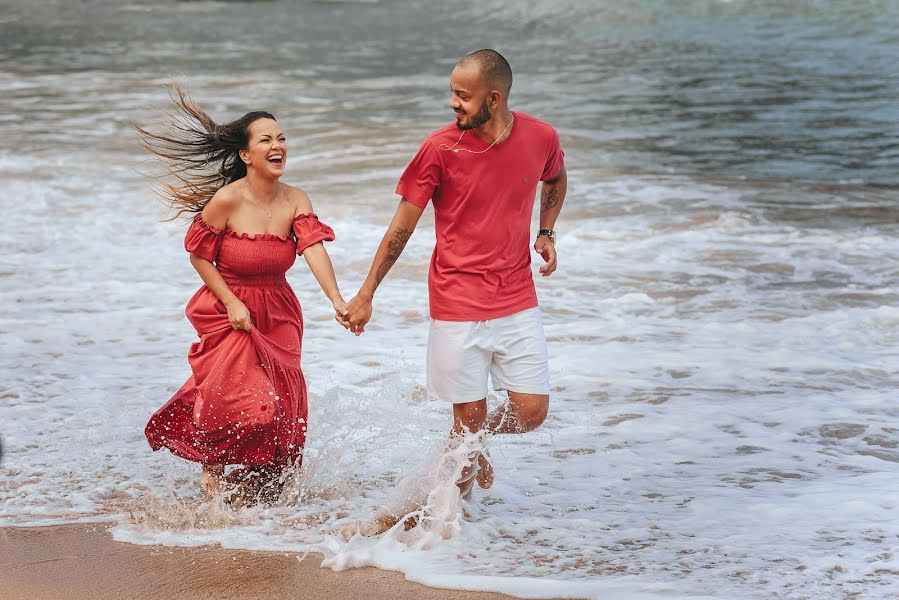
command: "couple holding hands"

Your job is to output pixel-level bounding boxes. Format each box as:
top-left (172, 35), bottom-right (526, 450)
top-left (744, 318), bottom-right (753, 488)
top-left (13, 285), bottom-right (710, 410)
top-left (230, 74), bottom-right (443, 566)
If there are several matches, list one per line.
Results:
top-left (141, 49), bottom-right (567, 516)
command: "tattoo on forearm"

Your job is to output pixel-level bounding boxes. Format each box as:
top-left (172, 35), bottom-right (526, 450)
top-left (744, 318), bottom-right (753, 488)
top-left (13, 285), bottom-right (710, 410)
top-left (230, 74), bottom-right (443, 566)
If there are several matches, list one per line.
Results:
top-left (375, 227), bottom-right (412, 286)
top-left (541, 185), bottom-right (560, 214)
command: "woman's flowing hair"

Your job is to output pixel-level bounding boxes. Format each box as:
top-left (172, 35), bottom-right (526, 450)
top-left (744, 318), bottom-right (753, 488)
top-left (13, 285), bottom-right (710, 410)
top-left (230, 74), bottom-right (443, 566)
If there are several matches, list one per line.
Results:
top-left (134, 84), bottom-right (275, 219)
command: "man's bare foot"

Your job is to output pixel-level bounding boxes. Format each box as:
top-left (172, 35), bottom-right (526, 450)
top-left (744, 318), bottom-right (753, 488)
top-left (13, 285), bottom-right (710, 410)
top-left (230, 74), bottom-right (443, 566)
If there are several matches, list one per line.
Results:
top-left (458, 470), bottom-right (475, 501)
top-left (475, 451), bottom-right (494, 489)
top-left (457, 452), bottom-right (492, 498)
top-left (339, 510), bottom-right (404, 540)
top-left (402, 513), bottom-right (421, 531)
top-left (200, 464), bottom-right (224, 498)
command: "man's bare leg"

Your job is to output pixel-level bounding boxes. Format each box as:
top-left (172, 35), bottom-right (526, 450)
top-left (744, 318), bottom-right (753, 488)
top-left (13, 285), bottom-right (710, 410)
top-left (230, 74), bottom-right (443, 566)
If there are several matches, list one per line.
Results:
top-left (344, 401), bottom-right (487, 539)
top-left (347, 394), bottom-right (547, 537)
top-left (453, 398), bottom-right (488, 498)
top-left (486, 392), bottom-right (549, 434)
top-left (461, 392), bottom-right (550, 490)
top-left (471, 392), bottom-right (549, 490)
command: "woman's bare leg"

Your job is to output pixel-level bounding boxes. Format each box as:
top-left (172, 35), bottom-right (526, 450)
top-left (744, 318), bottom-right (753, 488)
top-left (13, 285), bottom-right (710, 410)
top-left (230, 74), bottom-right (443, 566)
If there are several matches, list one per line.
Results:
top-left (200, 464), bottom-right (224, 498)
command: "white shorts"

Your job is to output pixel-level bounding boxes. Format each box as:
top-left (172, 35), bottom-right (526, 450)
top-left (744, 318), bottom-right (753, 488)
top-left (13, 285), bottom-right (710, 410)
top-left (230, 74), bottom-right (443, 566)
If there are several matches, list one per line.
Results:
top-left (426, 307), bottom-right (550, 404)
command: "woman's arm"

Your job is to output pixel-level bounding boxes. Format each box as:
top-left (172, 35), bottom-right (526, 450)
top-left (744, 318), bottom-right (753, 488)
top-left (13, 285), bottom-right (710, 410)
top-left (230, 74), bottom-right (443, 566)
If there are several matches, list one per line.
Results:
top-left (302, 243), bottom-right (346, 313)
top-left (191, 188), bottom-right (252, 332)
top-left (290, 186), bottom-right (348, 323)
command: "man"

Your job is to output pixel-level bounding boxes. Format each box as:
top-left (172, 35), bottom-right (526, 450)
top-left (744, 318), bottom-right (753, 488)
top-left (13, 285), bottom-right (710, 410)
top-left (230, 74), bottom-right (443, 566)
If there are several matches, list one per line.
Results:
top-left (344, 48), bottom-right (567, 499)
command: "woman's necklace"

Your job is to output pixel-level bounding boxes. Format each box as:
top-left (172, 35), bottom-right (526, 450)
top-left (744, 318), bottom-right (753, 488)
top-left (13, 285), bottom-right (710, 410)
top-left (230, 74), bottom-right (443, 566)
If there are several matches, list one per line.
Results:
top-left (244, 182), bottom-right (277, 218)
top-left (439, 116), bottom-right (514, 154)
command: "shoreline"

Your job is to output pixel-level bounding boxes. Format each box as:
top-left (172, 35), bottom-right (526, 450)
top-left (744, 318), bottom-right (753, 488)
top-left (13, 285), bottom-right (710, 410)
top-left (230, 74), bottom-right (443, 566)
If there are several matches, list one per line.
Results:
top-left (0, 524), bottom-right (523, 600)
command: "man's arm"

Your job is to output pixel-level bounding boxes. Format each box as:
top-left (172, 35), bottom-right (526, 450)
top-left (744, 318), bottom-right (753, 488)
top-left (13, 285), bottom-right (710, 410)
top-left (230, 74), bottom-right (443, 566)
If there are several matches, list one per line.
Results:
top-left (535, 164), bottom-right (567, 276)
top-left (344, 199), bottom-right (425, 334)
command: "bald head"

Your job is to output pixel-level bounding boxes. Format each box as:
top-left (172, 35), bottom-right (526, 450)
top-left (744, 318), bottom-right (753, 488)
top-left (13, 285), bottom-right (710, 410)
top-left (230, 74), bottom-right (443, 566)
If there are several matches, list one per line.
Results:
top-left (457, 49), bottom-right (513, 99)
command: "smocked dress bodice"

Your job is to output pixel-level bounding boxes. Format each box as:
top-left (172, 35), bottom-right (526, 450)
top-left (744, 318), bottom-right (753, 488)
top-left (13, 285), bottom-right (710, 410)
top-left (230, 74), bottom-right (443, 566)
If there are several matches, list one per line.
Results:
top-left (184, 213), bottom-right (335, 286)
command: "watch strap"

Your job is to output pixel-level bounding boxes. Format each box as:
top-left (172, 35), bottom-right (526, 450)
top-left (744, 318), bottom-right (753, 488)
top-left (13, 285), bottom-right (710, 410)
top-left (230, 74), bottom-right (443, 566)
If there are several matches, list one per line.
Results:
top-left (538, 228), bottom-right (556, 243)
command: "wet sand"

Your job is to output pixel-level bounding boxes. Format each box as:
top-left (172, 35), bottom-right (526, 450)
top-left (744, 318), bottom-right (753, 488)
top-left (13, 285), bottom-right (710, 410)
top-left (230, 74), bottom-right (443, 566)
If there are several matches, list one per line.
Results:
top-left (0, 524), bottom-right (519, 600)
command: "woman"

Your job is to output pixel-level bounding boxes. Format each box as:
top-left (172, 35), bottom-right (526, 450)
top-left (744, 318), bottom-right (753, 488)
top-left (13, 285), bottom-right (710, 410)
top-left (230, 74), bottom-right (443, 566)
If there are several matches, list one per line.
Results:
top-left (138, 87), bottom-right (347, 500)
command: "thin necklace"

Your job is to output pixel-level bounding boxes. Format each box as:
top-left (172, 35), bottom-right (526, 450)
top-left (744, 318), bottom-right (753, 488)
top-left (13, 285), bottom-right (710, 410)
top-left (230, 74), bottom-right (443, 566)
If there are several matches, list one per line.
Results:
top-left (244, 181), bottom-right (277, 218)
top-left (439, 115), bottom-right (514, 154)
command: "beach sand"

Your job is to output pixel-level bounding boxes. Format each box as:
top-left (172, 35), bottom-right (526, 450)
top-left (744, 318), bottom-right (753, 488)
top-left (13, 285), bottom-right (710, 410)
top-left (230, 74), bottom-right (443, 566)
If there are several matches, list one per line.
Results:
top-left (0, 524), bottom-right (520, 600)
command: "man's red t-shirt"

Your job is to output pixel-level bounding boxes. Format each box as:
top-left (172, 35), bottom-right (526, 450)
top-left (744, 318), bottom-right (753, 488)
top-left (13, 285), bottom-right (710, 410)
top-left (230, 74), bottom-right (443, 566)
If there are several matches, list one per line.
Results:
top-left (396, 111), bottom-right (565, 321)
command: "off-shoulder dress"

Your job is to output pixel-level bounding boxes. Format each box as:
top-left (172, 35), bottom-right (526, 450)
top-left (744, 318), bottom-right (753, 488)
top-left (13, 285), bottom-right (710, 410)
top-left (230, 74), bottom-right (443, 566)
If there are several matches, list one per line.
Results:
top-left (145, 213), bottom-right (334, 468)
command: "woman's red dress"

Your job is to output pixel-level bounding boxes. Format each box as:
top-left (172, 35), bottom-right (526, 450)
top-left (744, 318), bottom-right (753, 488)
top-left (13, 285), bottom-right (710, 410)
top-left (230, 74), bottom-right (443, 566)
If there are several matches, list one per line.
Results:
top-left (145, 213), bottom-right (334, 467)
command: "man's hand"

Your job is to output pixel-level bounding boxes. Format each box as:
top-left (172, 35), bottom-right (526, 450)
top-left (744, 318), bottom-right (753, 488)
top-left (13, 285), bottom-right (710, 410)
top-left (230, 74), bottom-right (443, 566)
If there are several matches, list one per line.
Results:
top-left (344, 292), bottom-right (373, 336)
top-left (534, 236), bottom-right (557, 277)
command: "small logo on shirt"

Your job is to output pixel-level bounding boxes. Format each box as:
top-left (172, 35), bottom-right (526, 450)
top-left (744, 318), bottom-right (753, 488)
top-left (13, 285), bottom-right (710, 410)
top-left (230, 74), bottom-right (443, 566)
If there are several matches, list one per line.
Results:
top-left (523, 177), bottom-right (530, 184)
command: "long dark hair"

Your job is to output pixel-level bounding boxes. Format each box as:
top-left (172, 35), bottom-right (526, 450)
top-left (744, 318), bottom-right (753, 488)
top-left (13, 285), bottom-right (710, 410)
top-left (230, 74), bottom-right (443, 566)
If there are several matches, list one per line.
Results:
top-left (134, 85), bottom-right (275, 218)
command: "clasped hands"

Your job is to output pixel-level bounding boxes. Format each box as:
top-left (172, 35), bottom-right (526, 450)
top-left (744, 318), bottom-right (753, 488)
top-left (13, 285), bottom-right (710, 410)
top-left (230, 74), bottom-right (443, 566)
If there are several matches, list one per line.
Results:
top-left (334, 292), bottom-right (372, 336)
top-left (333, 237), bottom-right (557, 336)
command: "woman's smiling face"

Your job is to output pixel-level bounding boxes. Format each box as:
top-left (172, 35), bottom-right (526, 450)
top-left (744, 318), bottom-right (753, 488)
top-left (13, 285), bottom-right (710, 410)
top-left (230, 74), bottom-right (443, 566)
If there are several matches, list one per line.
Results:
top-left (241, 117), bottom-right (287, 177)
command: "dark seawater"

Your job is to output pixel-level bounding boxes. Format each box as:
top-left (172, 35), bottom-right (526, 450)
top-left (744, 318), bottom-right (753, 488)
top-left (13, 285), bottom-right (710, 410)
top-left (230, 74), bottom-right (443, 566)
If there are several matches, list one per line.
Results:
top-left (2, 0), bottom-right (898, 187)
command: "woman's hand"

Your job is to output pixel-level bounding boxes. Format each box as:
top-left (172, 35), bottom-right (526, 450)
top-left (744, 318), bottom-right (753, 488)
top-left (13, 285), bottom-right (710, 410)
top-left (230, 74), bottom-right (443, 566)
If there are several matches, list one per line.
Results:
top-left (225, 299), bottom-right (252, 332)
top-left (333, 296), bottom-right (350, 330)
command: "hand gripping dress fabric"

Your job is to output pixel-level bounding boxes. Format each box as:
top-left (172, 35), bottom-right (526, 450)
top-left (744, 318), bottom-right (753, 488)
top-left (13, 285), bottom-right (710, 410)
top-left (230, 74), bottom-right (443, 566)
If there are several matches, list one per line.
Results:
top-left (145, 213), bottom-right (335, 467)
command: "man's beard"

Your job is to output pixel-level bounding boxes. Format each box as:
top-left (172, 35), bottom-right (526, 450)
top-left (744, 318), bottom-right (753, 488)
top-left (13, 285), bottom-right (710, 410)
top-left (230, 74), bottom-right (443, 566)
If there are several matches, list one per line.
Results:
top-left (455, 101), bottom-right (492, 130)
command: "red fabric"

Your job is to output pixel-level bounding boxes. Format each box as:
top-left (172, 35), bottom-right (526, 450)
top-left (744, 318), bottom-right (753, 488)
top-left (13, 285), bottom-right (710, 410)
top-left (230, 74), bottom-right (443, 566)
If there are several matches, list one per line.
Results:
top-left (395, 111), bottom-right (564, 321)
top-left (183, 214), bottom-right (224, 262)
top-left (145, 213), bottom-right (334, 467)
top-left (293, 213), bottom-right (335, 254)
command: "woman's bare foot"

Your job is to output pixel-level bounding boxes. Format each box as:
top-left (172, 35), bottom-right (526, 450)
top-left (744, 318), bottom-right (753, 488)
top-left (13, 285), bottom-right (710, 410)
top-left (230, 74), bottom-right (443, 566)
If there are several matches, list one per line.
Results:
top-left (200, 464), bottom-right (224, 498)
top-left (223, 465), bottom-right (284, 507)
top-left (224, 466), bottom-right (252, 485)
top-left (475, 451), bottom-right (494, 489)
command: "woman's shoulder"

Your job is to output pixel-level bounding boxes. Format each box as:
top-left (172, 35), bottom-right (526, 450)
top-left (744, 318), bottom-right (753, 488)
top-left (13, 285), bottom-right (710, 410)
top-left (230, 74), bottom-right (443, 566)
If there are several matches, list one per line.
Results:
top-left (210, 181), bottom-right (244, 207)
top-left (282, 183), bottom-right (313, 216)
top-left (201, 183), bottom-right (242, 228)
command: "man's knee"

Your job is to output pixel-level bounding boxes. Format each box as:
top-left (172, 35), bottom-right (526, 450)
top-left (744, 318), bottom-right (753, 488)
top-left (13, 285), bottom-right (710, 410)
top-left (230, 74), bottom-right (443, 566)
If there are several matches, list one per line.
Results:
top-left (521, 401), bottom-right (548, 431)
top-left (511, 394), bottom-right (549, 432)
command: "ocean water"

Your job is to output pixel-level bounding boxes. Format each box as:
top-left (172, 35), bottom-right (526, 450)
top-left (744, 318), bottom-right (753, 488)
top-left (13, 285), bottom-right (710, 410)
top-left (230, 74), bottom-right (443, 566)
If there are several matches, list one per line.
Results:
top-left (1, 1), bottom-right (898, 599)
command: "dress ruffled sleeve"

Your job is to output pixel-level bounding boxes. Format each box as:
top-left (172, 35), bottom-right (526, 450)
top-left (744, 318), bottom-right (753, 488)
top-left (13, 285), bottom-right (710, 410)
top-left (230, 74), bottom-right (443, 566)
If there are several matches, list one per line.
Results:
top-left (184, 215), bottom-right (225, 263)
top-left (293, 213), bottom-right (335, 255)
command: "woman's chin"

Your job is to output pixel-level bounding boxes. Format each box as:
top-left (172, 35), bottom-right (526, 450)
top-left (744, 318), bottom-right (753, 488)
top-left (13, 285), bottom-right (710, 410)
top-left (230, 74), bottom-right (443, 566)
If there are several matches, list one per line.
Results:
top-left (253, 164), bottom-right (285, 178)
